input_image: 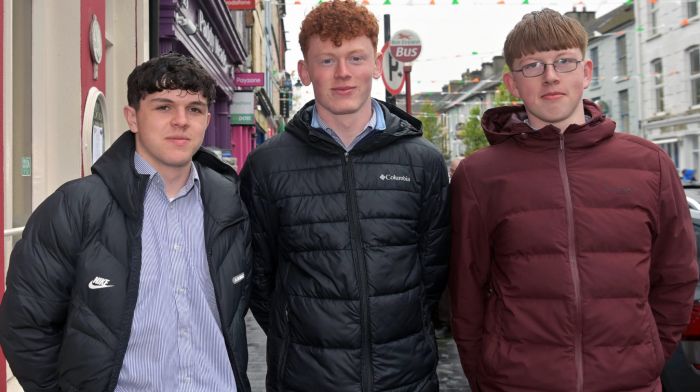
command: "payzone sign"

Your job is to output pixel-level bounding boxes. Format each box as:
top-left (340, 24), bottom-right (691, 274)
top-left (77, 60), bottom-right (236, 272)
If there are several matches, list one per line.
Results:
top-left (389, 29), bottom-right (422, 63)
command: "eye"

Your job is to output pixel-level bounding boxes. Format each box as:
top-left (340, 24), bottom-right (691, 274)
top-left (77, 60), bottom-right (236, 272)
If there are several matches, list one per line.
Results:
top-left (320, 58), bottom-right (335, 66)
top-left (189, 107), bottom-right (204, 114)
top-left (523, 62), bottom-right (542, 70)
top-left (349, 55), bottom-right (365, 64)
top-left (155, 105), bottom-right (170, 111)
top-left (557, 58), bottom-right (576, 65)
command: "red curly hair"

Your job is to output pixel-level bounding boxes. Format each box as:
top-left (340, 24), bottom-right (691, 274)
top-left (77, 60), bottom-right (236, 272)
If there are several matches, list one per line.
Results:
top-left (299, 0), bottom-right (379, 56)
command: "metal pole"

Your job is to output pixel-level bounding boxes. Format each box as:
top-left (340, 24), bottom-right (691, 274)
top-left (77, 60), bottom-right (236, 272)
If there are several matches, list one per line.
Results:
top-left (383, 14), bottom-right (395, 105)
top-left (405, 64), bottom-right (412, 115)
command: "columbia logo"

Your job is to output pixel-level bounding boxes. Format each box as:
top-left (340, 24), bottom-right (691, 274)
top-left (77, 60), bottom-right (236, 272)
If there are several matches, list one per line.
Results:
top-left (379, 173), bottom-right (411, 182)
top-left (88, 276), bottom-right (115, 290)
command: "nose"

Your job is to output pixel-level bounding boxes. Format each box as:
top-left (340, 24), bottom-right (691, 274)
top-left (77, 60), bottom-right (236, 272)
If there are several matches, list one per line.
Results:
top-left (171, 107), bottom-right (188, 128)
top-left (334, 60), bottom-right (351, 79)
top-left (542, 63), bottom-right (560, 84)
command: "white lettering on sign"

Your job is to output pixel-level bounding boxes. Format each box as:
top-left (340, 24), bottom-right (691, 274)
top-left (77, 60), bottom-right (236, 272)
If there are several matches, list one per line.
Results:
top-left (197, 10), bottom-right (229, 68)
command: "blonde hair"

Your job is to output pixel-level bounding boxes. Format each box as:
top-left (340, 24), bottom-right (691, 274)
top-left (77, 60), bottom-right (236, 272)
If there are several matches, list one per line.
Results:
top-left (503, 8), bottom-right (588, 68)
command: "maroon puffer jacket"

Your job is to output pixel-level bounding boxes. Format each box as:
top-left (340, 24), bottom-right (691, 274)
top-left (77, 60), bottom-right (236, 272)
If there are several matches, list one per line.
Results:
top-left (450, 100), bottom-right (698, 392)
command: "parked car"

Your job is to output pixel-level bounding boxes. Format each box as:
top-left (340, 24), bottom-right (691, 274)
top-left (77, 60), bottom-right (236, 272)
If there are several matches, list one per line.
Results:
top-left (661, 205), bottom-right (700, 391)
top-left (685, 185), bottom-right (700, 211)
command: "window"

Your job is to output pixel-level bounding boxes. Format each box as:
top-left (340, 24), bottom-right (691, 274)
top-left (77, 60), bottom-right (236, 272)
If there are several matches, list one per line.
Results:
top-left (651, 58), bottom-right (664, 112)
top-left (618, 89), bottom-right (630, 132)
top-left (616, 35), bottom-right (627, 76)
top-left (590, 47), bottom-right (599, 86)
top-left (690, 0), bottom-right (699, 18)
top-left (690, 46), bottom-right (700, 106)
top-left (659, 141), bottom-right (680, 168)
top-left (649, 1), bottom-right (659, 35)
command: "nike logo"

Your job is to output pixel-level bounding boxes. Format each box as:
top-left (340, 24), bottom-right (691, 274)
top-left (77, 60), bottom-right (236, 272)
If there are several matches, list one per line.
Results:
top-left (88, 276), bottom-right (115, 290)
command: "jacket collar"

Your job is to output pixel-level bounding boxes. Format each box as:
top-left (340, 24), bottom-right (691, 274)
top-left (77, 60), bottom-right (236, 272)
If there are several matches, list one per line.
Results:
top-left (481, 99), bottom-right (615, 149)
top-left (91, 131), bottom-right (240, 223)
top-left (285, 99), bottom-right (422, 154)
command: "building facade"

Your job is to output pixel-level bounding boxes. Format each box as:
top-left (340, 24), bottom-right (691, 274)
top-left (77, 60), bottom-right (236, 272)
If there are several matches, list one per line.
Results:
top-left (582, 3), bottom-right (641, 136)
top-left (636, 0), bottom-right (700, 172)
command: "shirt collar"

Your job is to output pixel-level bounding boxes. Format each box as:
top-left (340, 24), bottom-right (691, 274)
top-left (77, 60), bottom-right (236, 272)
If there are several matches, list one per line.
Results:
top-left (311, 98), bottom-right (387, 132)
top-left (134, 152), bottom-right (199, 196)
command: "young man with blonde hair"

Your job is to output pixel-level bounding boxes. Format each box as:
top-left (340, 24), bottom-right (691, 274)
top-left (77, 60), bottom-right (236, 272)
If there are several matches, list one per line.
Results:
top-left (450, 8), bottom-right (697, 392)
top-left (241, 1), bottom-right (449, 391)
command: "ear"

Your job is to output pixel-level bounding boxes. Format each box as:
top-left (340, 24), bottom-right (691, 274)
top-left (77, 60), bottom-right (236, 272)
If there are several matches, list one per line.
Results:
top-left (123, 105), bottom-right (139, 133)
top-left (373, 52), bottom-right (382, 79)
top-left (582, 59), bottom-right (593, 90)
top-left (298, 59), bottom-right (312, 86)
top-left (503, 72), bottom-right (521, 99)
top-left (205, 112), bottom-right (211, 128)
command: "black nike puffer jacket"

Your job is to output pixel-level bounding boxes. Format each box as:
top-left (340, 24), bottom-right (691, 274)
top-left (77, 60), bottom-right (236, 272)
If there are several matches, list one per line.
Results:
top-left (0, 131), bottom-right (252, 392)
top-left (241, 100), bottom-right (450, 392)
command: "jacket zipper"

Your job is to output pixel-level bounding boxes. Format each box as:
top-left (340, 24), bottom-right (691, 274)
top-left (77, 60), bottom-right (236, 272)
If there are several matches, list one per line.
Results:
top-left (558, 135), bottom-right (583, 392)
top-left (343, 152), bottom-right (373, 392)
top-left (107, 176), bottom-right (149, 392)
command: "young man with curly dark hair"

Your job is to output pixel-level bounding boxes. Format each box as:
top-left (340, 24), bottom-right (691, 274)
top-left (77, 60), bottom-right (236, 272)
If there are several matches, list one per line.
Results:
top-left (450, 9), bottom-right (697, 392)
top-left (0, 53), bottom-right (252, 392)
top-left (240, 1), bottom-right (449, 391)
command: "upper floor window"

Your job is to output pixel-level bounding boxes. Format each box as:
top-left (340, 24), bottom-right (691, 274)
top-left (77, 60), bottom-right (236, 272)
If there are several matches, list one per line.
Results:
top-left (616, 35), bottom-right (627, 76)
top-left (690, 46), bottom-right (700, 106)
top-left (651, 58), bottom-right (664, 112)
top-left (649, 1), bottom-right (659, 35)
top-left (689, 0), bottom-right (699, 18)
top-left (590, 47), bottom-right (599, 86)
top-left (618, 89), bottom-right (630, 132)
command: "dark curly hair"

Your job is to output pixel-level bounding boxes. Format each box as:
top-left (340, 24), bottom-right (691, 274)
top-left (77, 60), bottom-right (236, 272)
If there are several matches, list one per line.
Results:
top-left (299, 0), bottom-right (379, 56)
top-left (126, 53), bottom-right (216, 109)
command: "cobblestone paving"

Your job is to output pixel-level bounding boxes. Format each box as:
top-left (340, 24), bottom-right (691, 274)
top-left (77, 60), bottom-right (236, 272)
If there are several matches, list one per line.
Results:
top-left (246, 314), bottom-right (471, 391)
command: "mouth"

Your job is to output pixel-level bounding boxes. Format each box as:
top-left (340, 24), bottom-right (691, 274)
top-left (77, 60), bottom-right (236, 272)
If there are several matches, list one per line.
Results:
top-left (166, 137), bottom-right (190, 146)
top-left (541, 92), bottom-right (565, 99)
top-left (332, 86), bottom-right (355, 94)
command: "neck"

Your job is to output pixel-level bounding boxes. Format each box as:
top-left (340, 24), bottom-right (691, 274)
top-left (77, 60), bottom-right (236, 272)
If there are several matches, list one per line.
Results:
top-left (160, 166), bottom-right (192, 199)
top-left (317, 100), bottom-right (373, 146)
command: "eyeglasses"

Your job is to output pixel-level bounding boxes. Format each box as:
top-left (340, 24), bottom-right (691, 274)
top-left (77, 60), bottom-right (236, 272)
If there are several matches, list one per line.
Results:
top-left (512, 58), bottom-right (583, 78)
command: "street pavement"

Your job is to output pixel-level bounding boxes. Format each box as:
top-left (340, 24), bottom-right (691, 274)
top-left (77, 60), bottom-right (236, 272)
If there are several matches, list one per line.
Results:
top-left (246, 313), bottom-right (471, 391)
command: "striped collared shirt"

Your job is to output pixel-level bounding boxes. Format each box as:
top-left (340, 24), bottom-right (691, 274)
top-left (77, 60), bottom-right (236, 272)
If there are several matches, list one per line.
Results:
top-left (115, 153), bottom-right (236, 392)
top-left (311, 98), bottom-right (387, 151)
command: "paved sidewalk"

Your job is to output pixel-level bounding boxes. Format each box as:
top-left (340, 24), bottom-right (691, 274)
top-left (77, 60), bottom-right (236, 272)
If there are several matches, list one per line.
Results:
top-left (246, 314), bottom-right (471, 391)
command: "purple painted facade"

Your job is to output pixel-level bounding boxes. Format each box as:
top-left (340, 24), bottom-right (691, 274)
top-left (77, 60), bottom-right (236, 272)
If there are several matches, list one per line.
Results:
top-left (160, 0), bottom-right (247, 151)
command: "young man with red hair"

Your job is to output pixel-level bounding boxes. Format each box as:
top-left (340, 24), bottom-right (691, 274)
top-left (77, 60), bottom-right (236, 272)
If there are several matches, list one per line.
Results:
top-left (241, 1), bottom-right (449, 391)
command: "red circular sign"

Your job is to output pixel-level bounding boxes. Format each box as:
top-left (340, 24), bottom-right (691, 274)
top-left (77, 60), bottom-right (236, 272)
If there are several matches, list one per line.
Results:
top-left (389, 29), bottom-right (422, 63)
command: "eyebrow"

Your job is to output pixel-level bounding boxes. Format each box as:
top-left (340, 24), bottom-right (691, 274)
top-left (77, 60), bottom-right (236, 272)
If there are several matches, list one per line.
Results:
top-left (147, 97), bottom-right (207, 107)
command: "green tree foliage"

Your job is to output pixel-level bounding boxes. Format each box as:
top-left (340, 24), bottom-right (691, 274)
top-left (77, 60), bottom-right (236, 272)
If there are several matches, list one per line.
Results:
top-left (456, 68), bottom-right (520, 156)
top-left (417, 102), bottom-right (449, 157)
top-left (458, 105), bottom-right (489, 155)
top-left (494, 81), bottom-right (520, 107)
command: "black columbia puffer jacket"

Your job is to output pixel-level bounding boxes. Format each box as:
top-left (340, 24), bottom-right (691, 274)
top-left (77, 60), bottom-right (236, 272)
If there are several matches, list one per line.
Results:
top-left (0, 131), bottom-right (252, 392)
top-left (241, 100), bottom-right (450, 392)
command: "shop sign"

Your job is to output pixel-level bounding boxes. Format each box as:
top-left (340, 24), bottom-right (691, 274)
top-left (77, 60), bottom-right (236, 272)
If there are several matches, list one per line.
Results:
top-left (231, 91), bottom-right (255, 125)
top-left (197, 10), bottom-right (229, 68)
top-left (225, 0), bottom-right (256, 10)
top-left (235, 73), bottom-right (265, 88)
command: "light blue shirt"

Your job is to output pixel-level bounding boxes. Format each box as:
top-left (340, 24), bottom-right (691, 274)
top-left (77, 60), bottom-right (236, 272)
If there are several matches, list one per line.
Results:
top-left (115, 153), bottom-right (236, 392)
top-left (311, 98), bottom-right (387, 151)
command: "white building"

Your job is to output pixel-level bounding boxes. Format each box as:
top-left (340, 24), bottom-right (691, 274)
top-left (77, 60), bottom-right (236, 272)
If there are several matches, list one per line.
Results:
top-left (636, 0), bottom-right (700, 170)
top-left (582, 3), bottom-right (641, 136)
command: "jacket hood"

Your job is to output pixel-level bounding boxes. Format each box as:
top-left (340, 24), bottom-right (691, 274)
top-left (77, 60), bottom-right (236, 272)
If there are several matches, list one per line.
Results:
top-left (285, 99), bottom-right (423, 153)
top-left (91, 131), bottom-right (237, 219)
top-left (481, 99), bottom-right (614, 147)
